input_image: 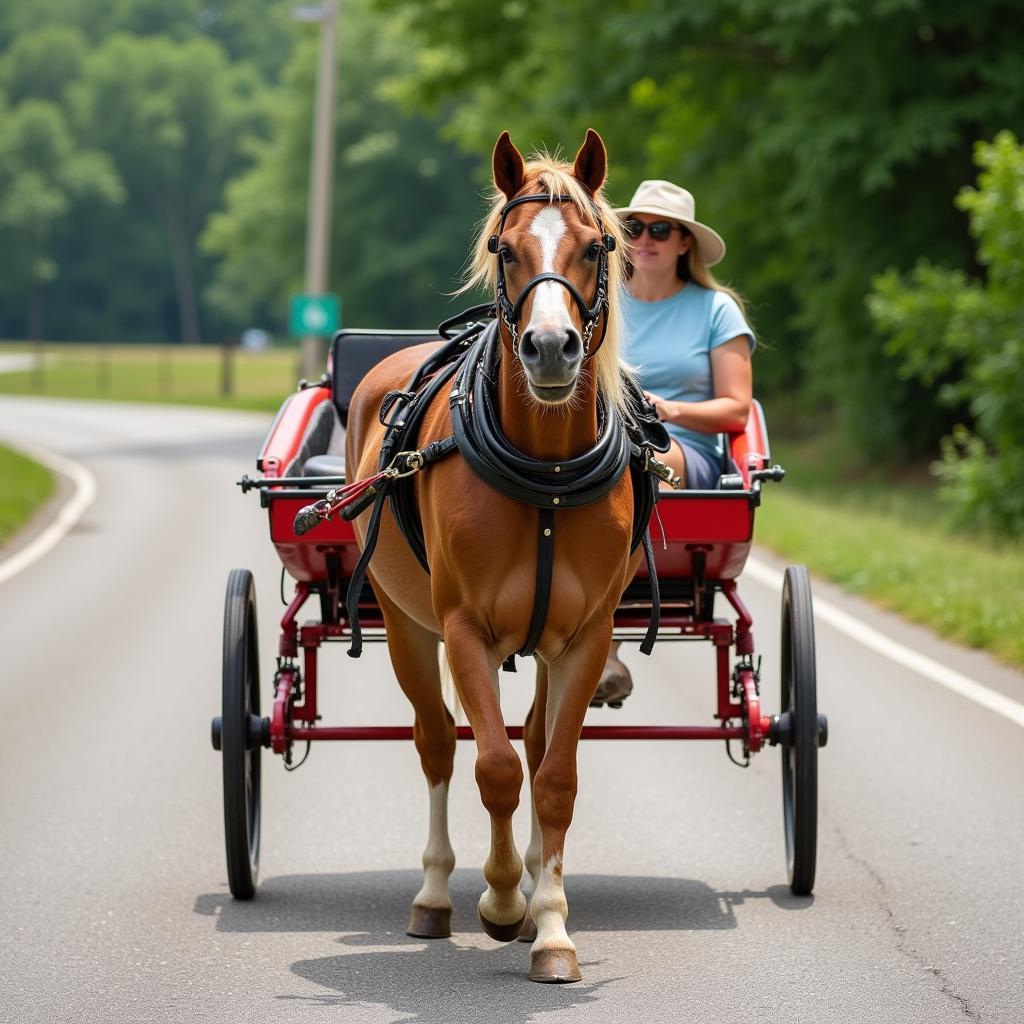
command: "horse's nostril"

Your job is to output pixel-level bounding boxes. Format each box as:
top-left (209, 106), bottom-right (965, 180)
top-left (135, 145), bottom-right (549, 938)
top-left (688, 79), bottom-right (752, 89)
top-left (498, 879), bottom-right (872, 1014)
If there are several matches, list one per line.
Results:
top-left (520, 330), bottom-right (539, 361)
top-left (562, 332), bottom-right (582, 359)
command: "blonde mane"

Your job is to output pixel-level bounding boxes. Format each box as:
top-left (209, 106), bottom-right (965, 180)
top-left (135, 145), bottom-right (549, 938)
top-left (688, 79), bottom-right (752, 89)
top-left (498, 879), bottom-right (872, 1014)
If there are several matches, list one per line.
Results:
top-left (460, 152), bottom-right (634, 417)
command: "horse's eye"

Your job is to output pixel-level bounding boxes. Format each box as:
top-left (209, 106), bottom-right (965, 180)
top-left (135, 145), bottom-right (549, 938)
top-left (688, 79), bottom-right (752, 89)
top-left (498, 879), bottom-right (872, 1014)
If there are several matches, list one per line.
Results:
top-left (499, 246), bottom-right (515, 264)
top-left (584, 241), bottom-right (603, 262)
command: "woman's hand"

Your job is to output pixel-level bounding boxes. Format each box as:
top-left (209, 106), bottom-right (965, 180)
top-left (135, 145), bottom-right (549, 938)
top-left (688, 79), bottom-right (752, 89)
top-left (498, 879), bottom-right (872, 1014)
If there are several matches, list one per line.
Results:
top-left (643, 390), bottom-right (673, 422)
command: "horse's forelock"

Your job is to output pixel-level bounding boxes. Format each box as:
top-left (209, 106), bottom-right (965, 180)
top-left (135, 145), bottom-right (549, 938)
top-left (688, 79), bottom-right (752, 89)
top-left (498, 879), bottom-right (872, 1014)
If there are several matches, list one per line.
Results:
top-left (460, 153), bottom-right (635, 419)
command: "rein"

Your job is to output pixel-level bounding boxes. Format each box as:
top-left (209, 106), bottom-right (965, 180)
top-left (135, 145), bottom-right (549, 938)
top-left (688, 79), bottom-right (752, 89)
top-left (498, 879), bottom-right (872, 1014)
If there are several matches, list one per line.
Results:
top-left (488, 192), bottom-right (617, 357)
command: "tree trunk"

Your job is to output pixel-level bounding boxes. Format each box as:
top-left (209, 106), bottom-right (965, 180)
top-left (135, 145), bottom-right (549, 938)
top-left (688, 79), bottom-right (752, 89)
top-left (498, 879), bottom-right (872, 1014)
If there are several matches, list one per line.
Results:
top-left (164, 206), bottom-right (202, 344)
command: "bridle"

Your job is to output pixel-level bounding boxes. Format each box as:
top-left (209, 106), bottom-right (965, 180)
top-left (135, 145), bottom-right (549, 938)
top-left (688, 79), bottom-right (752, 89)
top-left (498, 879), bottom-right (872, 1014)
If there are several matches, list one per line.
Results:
top-left (487, 192), bottom-right (617, 360)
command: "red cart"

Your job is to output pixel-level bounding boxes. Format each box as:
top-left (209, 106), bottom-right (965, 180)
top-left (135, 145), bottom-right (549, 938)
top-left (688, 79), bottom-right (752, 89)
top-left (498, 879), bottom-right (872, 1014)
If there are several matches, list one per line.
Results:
top-left (212, 325), bottom-right (828, 901)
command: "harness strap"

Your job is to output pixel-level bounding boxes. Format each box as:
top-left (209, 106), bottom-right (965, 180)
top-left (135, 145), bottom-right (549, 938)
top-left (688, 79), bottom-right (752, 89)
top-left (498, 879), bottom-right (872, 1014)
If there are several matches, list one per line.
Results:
top-left (340, 435), bottom-right (460, 657)
top-left (519, 507), bottom-right (555, 658)
top-left (639, 526), bottom-right (659, 656)
top-left (344, 482), bottom-right (390, 659)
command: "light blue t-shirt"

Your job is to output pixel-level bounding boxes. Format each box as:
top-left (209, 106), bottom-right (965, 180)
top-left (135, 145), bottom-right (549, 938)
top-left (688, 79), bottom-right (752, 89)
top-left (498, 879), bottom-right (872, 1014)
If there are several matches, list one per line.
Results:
top-left (622, 283), bottom-right (755, 463)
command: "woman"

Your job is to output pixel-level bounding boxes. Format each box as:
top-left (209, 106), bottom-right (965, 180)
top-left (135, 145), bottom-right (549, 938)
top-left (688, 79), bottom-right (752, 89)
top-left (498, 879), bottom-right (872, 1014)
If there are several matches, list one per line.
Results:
top-left (595, 179), bottom-right (755, 707)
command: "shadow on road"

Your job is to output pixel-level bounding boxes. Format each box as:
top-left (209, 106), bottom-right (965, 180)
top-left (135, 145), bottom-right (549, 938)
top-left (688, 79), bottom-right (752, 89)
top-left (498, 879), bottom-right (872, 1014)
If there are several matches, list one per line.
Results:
top-left (195, 869), bottom-right (812, 935)
top-left (194, 871), bottom-right (813, 1020)
top-left (195, 868), bottom-right (745, 934)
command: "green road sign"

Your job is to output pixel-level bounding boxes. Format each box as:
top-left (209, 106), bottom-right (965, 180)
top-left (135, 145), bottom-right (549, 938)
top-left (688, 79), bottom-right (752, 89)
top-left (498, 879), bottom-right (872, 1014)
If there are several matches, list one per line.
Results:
top-left (289, 293), bottom-right (341, 337)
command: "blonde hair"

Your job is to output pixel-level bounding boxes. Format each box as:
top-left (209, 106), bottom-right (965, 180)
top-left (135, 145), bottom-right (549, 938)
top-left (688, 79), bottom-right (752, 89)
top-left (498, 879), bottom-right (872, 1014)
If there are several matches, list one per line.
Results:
top-left (460, 152), bottom-right (633, 416)
top-left (679, 242), bottom-right (750, 320)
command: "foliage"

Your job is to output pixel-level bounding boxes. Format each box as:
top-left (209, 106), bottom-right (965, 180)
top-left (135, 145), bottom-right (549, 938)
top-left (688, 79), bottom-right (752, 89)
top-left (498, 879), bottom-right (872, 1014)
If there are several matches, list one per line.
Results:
top-left (869, 132), bottom-right (1024, 536)
top-left (66, 34), bottom-right (267, 342)
top-left (0, 0), bottom-right (294, 77)
top-left (0, 94), bottom-right (122, 336)
top-left (202, 0), bottom-right (482, 333)
top-left (373, 0), bottom-right (1024, 458)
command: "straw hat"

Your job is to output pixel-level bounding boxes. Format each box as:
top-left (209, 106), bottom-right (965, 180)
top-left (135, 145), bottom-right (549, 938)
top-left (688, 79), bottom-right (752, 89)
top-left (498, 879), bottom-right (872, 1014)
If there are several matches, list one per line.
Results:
top-left (614, 180), bottom-right (726, 266)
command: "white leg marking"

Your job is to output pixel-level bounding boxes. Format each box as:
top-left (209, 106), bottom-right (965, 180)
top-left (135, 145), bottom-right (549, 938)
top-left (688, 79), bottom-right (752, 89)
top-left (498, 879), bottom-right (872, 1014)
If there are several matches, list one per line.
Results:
top-left (530, 854), bottom-right (574, 953)
top-left (413, 781), bottom-right (455, 910)
top-left (527, 206), bottom-right (573, 333)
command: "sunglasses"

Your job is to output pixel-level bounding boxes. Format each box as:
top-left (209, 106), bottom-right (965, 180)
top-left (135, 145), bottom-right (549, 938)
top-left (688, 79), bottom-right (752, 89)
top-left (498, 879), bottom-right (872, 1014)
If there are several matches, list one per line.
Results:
top-left (623, 219), bottom-right (687, 242)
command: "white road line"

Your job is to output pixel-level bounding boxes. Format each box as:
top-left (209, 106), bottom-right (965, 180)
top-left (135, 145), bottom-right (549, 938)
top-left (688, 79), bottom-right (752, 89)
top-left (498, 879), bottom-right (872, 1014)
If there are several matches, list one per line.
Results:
top-left (0, 440), bottom-right (97, 585)
top-left (745, 555), bottom-right (1024, 730)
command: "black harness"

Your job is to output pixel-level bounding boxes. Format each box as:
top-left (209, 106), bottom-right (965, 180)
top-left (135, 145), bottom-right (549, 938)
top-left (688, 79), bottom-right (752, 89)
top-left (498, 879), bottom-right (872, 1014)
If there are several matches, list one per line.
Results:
top-left (324, 192), bottom-right (674, 668)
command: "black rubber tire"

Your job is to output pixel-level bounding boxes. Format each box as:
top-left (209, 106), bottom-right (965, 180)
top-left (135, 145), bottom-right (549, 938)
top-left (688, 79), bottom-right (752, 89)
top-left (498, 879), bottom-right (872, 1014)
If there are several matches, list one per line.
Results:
top-left (222, 568), bottom-right (261, 899)
top-left (780, 564), bottom-right (818, 895)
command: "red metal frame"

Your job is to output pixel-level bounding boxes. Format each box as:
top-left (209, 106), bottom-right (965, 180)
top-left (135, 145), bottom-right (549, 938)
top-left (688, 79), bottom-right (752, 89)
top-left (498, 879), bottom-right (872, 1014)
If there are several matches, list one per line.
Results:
top-left (257, 396), bottom-right (777, 758)
top-left (265, 579), bottom-right (772, 757)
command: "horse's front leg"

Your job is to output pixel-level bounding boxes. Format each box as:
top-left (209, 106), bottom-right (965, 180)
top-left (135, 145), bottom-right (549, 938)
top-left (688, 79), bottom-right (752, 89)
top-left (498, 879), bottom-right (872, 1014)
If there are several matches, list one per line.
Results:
top-left (528, 619), bottom-right (611, 984)
top-left (518, 659), bottom-right (549, 944)
top-left (443, 616), bottom-right (527, 941)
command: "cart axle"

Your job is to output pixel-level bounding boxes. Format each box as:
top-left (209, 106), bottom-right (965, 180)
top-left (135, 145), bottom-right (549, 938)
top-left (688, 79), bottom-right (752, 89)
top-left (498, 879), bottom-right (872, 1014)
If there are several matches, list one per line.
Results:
top-left (210, 713), bottom-right (270, 752)
top-left (768, 711), bottom-right (829, 748)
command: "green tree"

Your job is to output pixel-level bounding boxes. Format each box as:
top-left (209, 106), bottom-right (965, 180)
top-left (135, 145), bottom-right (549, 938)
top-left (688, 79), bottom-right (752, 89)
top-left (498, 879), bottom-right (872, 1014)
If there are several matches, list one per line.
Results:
top-left (376, 0), bottom-right (1024, 458)
top-left (203, 0), bottom-right (481, 334)
top-left (69, 33), bottom-right (267, 342)
top-left (0, 24), bottom-right (87, 105)
top-left (0, 0), bottom-right (292, 80)
top-left (0, 96), bottom-right (122, 338)
top-left (870, 132), bottom-right (1024, 536)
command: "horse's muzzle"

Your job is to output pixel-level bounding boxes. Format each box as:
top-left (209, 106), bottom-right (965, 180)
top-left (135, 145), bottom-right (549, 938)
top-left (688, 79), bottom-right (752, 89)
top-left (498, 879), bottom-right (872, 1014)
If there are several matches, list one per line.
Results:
top-left (519, 327), bottom-right (583, 401)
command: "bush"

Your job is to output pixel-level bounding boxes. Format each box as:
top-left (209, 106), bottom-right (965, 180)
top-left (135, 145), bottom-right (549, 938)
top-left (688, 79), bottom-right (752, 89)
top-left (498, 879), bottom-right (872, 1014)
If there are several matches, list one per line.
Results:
top-left (868, 131), bottom-right (1024, 537)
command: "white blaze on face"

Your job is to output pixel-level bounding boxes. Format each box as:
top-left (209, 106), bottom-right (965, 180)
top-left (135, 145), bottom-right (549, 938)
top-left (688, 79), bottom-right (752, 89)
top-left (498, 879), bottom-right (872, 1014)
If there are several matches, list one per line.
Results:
top-left (527, 206), bottom-right (573, 334)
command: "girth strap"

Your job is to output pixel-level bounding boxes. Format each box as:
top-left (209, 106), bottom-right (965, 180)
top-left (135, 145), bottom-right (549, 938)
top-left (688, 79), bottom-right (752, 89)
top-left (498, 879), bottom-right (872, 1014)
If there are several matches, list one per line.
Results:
top-left (520, 507), bottom-right (555, 658)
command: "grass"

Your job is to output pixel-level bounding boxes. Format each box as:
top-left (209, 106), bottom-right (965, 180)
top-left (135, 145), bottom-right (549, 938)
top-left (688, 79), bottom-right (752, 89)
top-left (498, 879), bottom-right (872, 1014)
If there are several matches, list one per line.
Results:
top-left (759, 434), bottom-right (1024, 669)
top-left (0, 443), bottom-right (55, 547)
top-left (0, 341), bottom-right (300, 413)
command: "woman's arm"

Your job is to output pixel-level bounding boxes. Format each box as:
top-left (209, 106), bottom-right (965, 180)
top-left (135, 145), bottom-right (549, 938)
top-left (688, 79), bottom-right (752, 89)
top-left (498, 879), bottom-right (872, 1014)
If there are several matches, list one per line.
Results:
top-left (644, 335), bottom-right (752, 435)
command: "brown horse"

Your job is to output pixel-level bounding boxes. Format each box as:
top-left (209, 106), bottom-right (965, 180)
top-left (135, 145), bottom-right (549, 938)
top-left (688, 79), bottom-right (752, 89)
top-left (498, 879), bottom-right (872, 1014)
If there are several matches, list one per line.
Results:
top-left (345, 130), bottom-right (640, 984)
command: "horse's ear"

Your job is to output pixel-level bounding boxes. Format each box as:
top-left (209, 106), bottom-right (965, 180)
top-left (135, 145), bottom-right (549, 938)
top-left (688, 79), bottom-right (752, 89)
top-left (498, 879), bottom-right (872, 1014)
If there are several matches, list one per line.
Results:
top-left (573, 128), bottom-right (607, 194)
top-left (493, 131), bottom-right (525, 199)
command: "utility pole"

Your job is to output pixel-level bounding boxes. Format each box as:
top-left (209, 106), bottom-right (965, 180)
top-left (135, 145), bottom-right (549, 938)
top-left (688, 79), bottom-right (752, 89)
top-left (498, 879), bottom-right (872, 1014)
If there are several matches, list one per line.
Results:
top-left (295, 1), bottom-right (339, 382)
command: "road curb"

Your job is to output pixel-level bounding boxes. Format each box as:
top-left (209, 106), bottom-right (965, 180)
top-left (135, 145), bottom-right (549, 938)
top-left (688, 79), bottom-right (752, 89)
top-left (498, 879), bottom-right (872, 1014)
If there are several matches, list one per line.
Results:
top-left (0, 439), bottom-right (97, 585)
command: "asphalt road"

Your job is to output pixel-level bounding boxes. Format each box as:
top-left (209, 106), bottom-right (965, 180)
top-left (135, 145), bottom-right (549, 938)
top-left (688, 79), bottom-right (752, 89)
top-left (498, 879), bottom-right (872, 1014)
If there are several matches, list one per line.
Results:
top-left (1, 396), bottom-right (1022, 1024)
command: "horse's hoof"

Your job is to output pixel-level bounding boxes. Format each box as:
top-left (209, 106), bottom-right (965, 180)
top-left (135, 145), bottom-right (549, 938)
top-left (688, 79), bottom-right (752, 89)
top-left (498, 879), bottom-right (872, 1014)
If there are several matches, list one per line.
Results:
top-left (529, 948), bottom-right (582, 984)
top-left (589, 659), bottom-right (632, 708)
top-left (478, 907), bottom-right (527, 943)
top-left (407, 905), bottom-right (452, 939)
top-left (517, 915), bottom-right (538, 943)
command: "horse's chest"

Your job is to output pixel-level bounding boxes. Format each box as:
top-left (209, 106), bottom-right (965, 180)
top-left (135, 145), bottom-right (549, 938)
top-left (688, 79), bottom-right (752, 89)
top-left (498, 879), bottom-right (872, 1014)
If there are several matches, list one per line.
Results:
top-left (424, 481), bottom-right (632, 641)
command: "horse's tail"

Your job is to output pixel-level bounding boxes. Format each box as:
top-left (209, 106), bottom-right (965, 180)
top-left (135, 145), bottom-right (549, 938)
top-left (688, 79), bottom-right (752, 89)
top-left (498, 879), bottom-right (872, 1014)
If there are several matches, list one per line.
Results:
top-left (440, 642), bottom-right (463, 727)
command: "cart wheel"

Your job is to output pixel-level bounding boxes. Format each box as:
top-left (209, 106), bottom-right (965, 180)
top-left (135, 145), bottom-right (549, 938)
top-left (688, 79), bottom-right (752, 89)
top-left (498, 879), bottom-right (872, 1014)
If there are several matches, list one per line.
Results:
top-left (221, 568), bottom-right (262, 899)
top-left (780, 564), bottom-right (818, 895)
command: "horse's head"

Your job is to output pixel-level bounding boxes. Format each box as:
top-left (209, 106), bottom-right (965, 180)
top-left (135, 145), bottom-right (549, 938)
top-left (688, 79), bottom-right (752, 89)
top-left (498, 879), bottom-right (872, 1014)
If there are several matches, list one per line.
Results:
top-left (475, 129), bottom-right (625, 408)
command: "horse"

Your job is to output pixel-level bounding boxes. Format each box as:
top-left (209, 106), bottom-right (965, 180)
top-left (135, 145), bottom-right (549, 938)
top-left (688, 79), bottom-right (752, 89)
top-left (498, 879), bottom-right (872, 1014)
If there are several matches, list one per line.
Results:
top-left (344, 129), bottom-right (643, 984)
